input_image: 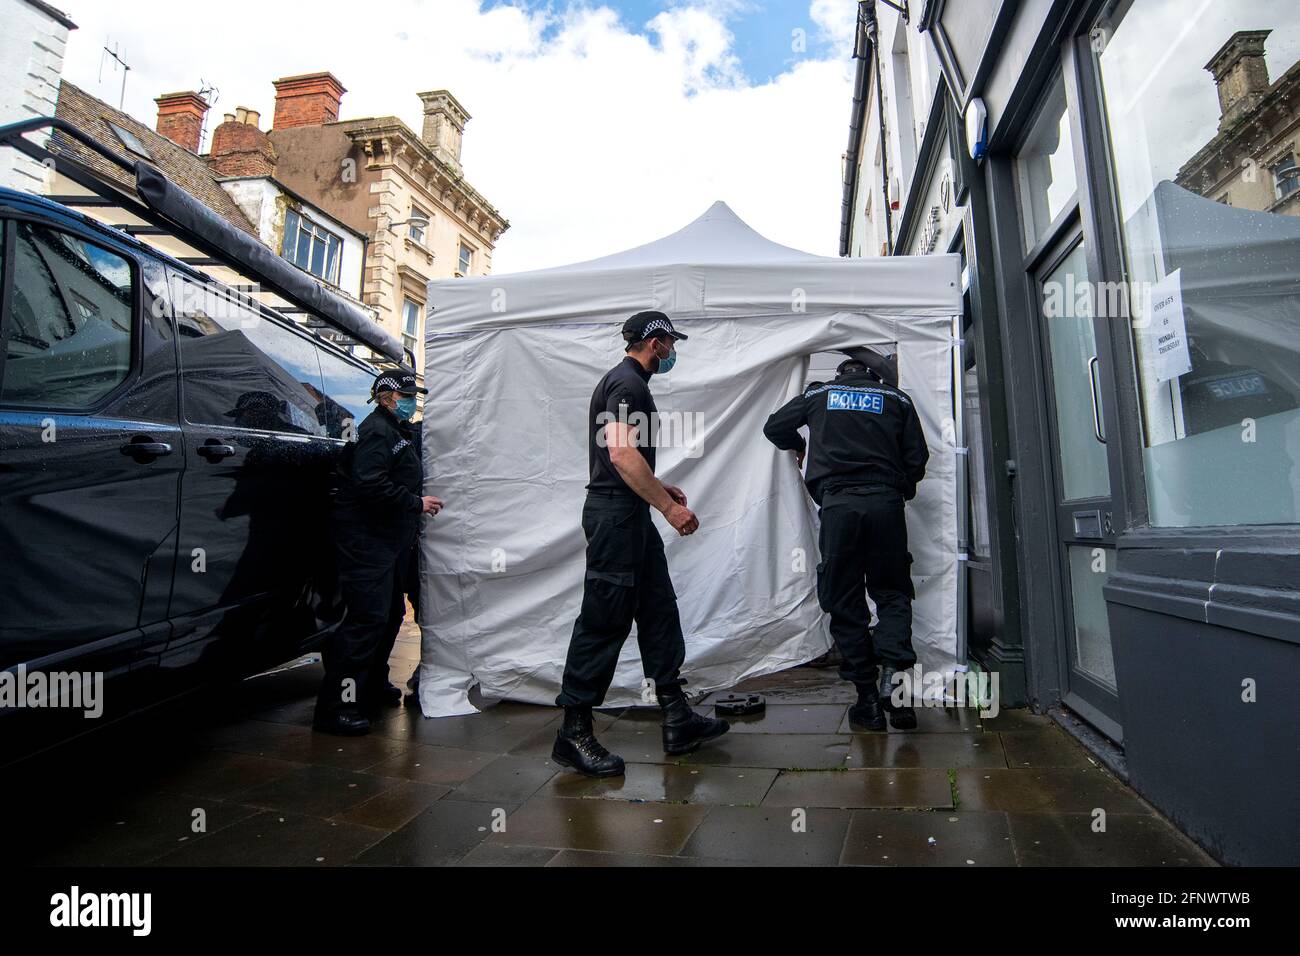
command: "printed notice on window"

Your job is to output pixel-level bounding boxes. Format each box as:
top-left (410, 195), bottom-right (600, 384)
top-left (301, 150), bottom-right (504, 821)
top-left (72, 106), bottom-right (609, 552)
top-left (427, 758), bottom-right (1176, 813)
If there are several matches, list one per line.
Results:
top-left (1145, 269), bottom-right (1193, 384)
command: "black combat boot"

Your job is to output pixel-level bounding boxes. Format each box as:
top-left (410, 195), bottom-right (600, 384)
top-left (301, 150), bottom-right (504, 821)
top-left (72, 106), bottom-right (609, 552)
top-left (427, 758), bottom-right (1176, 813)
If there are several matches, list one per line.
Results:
top-left (658, 688), bottom-right (730, 755)
top-left (847, 682), bottom-right (886, 731)
top-left (879, 665), bottom-right (917, 729)
top-left (313, 709), bottom-right (371, 737)
top-left (551, 706), bottom-right (625, 777)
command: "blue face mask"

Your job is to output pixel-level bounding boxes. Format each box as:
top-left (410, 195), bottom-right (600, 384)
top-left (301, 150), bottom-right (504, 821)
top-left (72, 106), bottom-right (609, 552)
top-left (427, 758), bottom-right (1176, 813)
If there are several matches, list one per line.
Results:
top-left (394, 396), bottom-right (418, 421)
top-left (655, 346), bottom-right (677, 375)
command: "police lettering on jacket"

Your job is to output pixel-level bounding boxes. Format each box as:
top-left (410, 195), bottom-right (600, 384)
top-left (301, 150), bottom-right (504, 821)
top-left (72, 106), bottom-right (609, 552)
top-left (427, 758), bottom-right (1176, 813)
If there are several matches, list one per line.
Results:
top-left (763, 371), bottom-right (930, 505)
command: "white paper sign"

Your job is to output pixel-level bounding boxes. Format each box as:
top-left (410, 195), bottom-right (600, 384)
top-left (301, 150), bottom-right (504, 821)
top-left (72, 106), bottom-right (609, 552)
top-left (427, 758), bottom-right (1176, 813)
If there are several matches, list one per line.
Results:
top-left (1146, 268), bottom-right (1192, 384)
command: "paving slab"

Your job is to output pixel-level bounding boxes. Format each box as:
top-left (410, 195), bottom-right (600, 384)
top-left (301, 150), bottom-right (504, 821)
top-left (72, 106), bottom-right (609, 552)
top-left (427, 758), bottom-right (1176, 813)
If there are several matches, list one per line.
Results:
top-left (332, 781), bottom-right (452, 830)
top-left (841, 810), bottom-right (1016, 866)
top-left (443, 755), bottom-right (560, 805)
top-left (678, 805), bottom-right (852, 865)
top-left (367, 701), bottom-right (563, 753)
top-left (488, 796), bottom-right (710, 855)
top-left (762, 769), bottom-right (954, 809)
top-left (236, 765), bottom-right (403, 818)
top-left (999, 729), bottom-right (1095, 768)
top-left (594, 731), bottom-right (851, 769)
top-left (954, 768), bottom-right (1150, 814)
top-left (545, 849), bottom-right (750, 867)
top-left (145, 750), bottom-right (307, 802)
top-left (847, 732), bottom-right (1007, 769)
top-left (541, 762), bottom-right (778, 805)
top-left (154, 810), bottom-right (386, 866)
top-left (32, 790), bottom-right (262, 866)
top-left (455, 843), bottom-right (559, 867)
top-left (362, 743), bottom-right (499, 786)
top-left (1007, 812), bottom-right (1215, 866)
top-left (353, 800), bottom-right (505, 866)
top-left (707, 703), bottom-right (849, 734)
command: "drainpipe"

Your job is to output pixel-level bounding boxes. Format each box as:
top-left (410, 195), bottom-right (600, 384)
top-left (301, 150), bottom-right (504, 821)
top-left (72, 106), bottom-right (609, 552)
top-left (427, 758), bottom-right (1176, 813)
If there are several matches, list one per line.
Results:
top-left (867, 1), bottom-right (894, 255)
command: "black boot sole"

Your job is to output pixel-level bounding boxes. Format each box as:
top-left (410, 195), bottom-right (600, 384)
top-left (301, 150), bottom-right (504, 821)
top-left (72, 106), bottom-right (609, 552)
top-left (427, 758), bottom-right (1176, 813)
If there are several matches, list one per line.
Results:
top-left (312, 720), bottom-right (370, 737)
top-left (847, 708), bottom-right (886, 732)
top-left (887, 710), bottom-right (918, 730)
top-left (663, 721), bottom-right (730, 755)
top-left (550, 747), bottom-right (625, 778)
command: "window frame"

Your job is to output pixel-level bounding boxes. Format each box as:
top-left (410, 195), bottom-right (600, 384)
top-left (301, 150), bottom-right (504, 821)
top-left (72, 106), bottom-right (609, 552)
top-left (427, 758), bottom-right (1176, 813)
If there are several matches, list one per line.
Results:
top-left (0, 213), bottom-right (144, 414)
top-left (456, 240), bottom-right (474, 276)
top-left (281, 209), bottom-right (344, 286)
top-left (401, 296), bottom-right (421, 355)
top-left (408, 205), bottom-right (429, 245)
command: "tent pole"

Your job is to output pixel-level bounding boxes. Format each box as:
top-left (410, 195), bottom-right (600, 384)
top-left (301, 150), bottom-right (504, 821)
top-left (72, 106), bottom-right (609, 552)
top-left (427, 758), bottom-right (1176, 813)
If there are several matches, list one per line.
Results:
top-left (952, 314), bottom-right (969, 683)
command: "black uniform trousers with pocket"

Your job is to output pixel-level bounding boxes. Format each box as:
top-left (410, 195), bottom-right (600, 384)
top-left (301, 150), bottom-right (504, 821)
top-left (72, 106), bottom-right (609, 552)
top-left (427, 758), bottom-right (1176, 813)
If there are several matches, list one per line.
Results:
top-left (315, 511), bottom-right (410, 719)
top-left (556, 491), bottom-right (686, 708)
top-left (816, 485), bottom-right (917, 691)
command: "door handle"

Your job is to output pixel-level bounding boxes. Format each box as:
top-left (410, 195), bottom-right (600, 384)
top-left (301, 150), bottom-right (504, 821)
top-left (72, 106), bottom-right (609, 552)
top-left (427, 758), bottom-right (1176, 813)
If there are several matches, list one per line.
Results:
top-left (121, 438), bottom-right (172, 460)
top-left (1088, 355), bottom-right (1106, 445)
top-left (197, 442), bottom-right (237, 461)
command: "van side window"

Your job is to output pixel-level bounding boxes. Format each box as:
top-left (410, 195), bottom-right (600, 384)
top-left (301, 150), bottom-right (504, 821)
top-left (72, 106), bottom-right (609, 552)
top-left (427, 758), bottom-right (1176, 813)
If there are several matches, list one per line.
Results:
top-left (170, 271), bottom-right (327, 436)
top-left (316, 347), bottom-right (373, 440)
top-left (1, 221), bottom-right (134, 408)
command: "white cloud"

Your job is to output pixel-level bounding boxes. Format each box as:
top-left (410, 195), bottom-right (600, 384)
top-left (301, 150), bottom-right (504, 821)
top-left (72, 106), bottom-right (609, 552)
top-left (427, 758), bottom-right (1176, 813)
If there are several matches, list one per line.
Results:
top-left (60, 0), bottom-right (855, 272)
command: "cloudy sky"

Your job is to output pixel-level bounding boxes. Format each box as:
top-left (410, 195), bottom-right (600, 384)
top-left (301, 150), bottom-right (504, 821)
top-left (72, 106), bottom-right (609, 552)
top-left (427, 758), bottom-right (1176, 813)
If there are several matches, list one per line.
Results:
top-left (61, 0), bottom-right (860, 272)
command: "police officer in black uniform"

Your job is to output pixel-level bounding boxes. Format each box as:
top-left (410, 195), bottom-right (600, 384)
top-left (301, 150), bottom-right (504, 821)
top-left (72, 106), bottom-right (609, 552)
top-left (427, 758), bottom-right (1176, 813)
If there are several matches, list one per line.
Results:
top-left (552, 311), bottom-right (730, 777)
top-left (314, 369), bottom-right (443, 736)
top-left (763, 350), bottom-right (929, 730)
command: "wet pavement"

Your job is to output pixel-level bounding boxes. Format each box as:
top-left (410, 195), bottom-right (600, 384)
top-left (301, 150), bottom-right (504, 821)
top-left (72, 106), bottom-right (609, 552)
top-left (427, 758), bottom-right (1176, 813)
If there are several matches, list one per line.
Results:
top-left (11, 623), bottom-right (1216, 867)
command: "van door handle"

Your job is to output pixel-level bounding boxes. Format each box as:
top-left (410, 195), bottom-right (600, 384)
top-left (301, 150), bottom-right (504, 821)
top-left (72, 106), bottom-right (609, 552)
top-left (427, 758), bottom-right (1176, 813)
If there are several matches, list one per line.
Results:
top-left (121, 438), bottom-right (172, 460)
top-left (197, 442), bottom-right (236, 461)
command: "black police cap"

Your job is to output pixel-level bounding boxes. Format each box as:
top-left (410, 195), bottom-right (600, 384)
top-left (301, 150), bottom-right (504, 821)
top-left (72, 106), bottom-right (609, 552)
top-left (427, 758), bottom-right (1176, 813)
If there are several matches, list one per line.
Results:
top-left (369, 368), bottom-right (428, 402)
top-left (622, 310), bottom-right (688, 349)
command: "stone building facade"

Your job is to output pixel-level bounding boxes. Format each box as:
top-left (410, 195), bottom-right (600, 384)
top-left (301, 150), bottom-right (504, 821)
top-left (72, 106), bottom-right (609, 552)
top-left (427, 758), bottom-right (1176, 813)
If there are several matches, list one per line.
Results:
top-left (263, 73), bottom-right (510, 373)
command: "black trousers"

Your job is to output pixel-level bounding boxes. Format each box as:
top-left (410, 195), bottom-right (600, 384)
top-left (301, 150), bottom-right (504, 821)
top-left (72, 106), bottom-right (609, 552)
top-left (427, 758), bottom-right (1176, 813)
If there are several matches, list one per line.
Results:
top-left (315, 513), bottom-right (411, 719)
top-left (816, 485), bottom-right (917, 691)
top-left (556, 492), bottom-right (686, 708)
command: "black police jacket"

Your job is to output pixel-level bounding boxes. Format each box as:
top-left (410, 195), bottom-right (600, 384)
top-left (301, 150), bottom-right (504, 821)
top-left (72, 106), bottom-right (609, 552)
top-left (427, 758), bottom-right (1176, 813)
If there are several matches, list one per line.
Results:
top-left (763, 371), bottom-right (930, 505)
top-left (333, 405), bottom-right (424, 541)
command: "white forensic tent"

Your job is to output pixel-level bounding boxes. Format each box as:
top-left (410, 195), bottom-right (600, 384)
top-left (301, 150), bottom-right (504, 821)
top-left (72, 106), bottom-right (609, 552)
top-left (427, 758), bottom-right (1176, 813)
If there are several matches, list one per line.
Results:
top-left (417, 202), bottom-right (964, 717)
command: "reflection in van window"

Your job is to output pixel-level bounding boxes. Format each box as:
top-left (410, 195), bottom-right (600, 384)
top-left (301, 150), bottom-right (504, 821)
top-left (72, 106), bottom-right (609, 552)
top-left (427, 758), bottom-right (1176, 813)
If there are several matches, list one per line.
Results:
top-left (171, 273), bottom-right (327, 436)
top-left (2, 222), bottom-right (133, 407)
top-left (316, 347), bottom-right (372, 439)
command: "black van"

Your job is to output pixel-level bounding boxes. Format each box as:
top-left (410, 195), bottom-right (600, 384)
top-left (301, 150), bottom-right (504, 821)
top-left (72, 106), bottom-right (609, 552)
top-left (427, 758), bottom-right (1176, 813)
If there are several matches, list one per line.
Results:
top-left (0, 119), bottom-right (399, 749)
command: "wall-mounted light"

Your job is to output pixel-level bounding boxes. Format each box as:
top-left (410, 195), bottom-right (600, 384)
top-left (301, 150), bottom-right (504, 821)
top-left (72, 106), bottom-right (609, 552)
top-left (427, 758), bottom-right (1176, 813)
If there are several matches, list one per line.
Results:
top-left (965, 97), bottom-right (988, 162)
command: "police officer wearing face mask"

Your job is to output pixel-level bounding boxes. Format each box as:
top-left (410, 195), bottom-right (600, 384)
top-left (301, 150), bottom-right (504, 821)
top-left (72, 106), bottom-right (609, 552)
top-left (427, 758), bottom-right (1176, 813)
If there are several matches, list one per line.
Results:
top-left (314, 368), bottom-right (443, 736)
top-left (552, 311), bottom-right (730, 777)
top-left (763, 350), bottom-right (929, 731)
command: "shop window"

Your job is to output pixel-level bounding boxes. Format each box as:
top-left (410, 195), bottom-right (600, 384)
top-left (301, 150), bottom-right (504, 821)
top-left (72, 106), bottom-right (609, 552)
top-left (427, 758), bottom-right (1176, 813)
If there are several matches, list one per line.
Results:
top-left (1095, 1), bottom-right (1300, 526)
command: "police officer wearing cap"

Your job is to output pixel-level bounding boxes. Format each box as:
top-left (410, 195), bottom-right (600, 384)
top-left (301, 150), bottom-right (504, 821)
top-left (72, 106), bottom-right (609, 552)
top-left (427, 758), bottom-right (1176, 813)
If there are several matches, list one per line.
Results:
top-left (763, 351), bottom-right (929, 730)
top-left (552, 310), bottom-right (730, 777)
top-left (314, 368), bottom-right (443, 736)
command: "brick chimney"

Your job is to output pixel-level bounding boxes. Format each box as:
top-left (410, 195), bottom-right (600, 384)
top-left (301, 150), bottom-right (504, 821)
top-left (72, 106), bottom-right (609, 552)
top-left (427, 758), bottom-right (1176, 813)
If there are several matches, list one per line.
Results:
top-left (272, 72), bottom-right (346, 129)
top-left (154, 91), bottom-right (209, 153)
top-left (418, 90), bottom-right (470, 166)
top-left (207, 107), bottom-right (276, 178)
top-left (1206, 30), bottom-right (1273, 128)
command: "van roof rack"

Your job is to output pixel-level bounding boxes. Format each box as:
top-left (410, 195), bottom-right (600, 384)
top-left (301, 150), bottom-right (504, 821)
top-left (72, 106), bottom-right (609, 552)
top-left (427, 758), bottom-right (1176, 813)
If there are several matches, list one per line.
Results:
top-left (0, 116), bottom-right (413, 369)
